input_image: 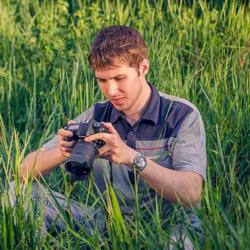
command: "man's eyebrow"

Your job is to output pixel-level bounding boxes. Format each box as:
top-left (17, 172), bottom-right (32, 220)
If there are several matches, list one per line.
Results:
top-left (96, 77), bottom-right (105, 81)
top-left (96, 74), bottom-right (126, 80)
top-left (114, 74), bottom-right (126, 78)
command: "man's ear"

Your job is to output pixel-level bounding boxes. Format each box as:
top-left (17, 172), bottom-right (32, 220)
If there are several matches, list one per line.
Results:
top-left (139, 58), bottom-right (150, 76)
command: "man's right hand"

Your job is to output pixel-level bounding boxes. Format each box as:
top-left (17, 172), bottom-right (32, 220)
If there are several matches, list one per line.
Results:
top-left (19, 120), bottom-right (78, 181)
top-left (57, 120), bottom-right (76, 158)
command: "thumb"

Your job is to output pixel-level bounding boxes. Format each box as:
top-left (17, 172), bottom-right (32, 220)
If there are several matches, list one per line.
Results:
top-left (102, 122), bottom-right (119, 136)
top-left (68, 120), bottom-right (76, 125)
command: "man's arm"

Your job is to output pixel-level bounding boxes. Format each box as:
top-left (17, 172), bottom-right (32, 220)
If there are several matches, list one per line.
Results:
top-left (138, 108), bottom-right (205, 207)
top-left (19, 123), bottom-right (75, 182)
top-left (85, 122), bottom-right (204, 208)
top-left (129, 153), bottom-right (202, 207)
top-left (109, 146), bottom-right (202, 207)
top-left (19, 147), bottom-right (67, 181)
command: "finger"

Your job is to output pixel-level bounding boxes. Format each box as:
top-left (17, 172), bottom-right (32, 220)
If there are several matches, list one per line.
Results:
top-left (63, 152), bottom-right (71, 158)
top-left (97, 149), bottom-right (111, 160)
top-left (85, 132), bottom-right (111, 143)
top-left (60, 140), bottom-right (75, 148)
top-left (58, 134), bottom-right (72, 145)
top-left (102, 122), bottom-right (119, 136)
top-left (68, 120), bottom-right (76, 125)
top-left (58, 128), bottom-right (73, 138)
top-left (59, 145), bottom-right (73, 153)
top-left (97, 144), bottom-right (111, 156)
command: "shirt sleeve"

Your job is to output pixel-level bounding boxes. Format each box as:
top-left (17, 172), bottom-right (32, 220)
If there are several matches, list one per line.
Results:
top-left (170, 109), bottom-right (207, 181)
top-left (42, 107), bottom-right (94, 150)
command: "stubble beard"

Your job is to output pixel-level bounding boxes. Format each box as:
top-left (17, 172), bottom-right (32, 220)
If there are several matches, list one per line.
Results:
top-left (121, 83), bottom-right (144, 113)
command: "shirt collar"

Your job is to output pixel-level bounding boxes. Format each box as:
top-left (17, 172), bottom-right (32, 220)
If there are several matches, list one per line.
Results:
top-left (110, 82), bottom-right (160, 125)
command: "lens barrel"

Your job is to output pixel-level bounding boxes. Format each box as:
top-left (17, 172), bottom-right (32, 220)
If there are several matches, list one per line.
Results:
top-left (65, 140), bottom-right (97, 176)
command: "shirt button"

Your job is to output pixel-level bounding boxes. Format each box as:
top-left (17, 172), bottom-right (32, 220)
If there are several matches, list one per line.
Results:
top-left (129, 131), bottom-right (134, 136)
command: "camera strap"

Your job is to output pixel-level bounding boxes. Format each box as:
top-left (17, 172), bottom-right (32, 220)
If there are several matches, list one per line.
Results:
top-left (109, 160), bottom-right (113, 186)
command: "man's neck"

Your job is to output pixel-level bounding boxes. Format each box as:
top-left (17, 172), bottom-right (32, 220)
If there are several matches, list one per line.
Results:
top-left (125, 81), bottom-right (151, 126)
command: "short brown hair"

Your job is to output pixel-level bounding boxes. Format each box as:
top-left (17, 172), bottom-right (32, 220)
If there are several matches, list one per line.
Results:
top-left (88, 26), bottom-right (148, 70)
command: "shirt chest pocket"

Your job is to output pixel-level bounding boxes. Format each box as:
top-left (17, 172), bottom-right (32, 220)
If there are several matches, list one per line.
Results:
top-left (136, 140), bottom-right (173, 168)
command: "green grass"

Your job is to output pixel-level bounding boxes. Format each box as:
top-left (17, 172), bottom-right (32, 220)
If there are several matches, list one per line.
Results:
top-left (0, 0), bottom-right (249, 249)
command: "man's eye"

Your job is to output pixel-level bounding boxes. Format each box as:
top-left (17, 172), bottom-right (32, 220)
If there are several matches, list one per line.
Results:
top-left (98, 79), bottom-right (107, 83)
top-left (116, 77), bottom-right (125, 81)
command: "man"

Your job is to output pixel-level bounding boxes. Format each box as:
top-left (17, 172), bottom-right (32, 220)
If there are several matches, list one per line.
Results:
top-left (18, 26), bottom-right (206, 249)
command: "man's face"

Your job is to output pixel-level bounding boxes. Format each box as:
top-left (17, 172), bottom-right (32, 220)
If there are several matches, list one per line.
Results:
top-left (95, 60), bottom-right (149, 113)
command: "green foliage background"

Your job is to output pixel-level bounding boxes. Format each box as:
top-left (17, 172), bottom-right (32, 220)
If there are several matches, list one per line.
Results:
top-left (0, 0), bottom-right (249, 249)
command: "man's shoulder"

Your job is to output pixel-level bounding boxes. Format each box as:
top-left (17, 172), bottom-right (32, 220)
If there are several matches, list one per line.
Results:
top-left (157, 91), bottom-right (204, 137)
top-left (159, 91), bottom-right (200, 114)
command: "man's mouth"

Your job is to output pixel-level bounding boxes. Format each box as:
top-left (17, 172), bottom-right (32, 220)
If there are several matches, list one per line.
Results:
top-left (111, 97), bottom-right (125, 105)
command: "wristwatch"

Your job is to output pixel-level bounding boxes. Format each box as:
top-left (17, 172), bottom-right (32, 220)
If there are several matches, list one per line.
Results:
top-left (133, 153), bottom-right (147, 172)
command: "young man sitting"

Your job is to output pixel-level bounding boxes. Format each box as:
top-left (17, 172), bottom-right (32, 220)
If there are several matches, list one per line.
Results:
top-left (16, 25), bottom-right (206, 249)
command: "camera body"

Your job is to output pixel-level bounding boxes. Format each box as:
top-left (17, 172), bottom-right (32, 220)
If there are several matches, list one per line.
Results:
top-left (64, 119), bottom-right (108, 176)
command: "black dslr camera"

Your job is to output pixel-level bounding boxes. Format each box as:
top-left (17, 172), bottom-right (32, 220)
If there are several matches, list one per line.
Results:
top-left (64, 119), bottom-right (108, 176)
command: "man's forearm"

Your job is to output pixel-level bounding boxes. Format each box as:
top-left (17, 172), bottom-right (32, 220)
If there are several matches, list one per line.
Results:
top-left (139, 158), bottom-right (202, 207)
top-left (19, 147), bottom-right (67, 182)
top-left (125, 148), bottom-right (202, 207)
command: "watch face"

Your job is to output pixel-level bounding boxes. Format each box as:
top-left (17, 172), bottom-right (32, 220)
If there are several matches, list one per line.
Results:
top-left (138, 157), bottom-right (146, 167)
top-left (135, 153), bottom-right (147, 171)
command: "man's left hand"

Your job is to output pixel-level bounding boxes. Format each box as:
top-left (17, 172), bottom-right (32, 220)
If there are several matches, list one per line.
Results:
top-left (84, 122), bottom-right (137, 166)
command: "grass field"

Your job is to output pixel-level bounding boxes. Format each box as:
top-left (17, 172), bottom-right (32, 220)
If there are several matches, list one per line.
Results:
top-left (0, 0), bottom-right (249, 249)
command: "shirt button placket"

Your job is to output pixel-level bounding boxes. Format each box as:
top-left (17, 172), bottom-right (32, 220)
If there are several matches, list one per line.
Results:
top-left (127, 130), bottom-right (136, 149)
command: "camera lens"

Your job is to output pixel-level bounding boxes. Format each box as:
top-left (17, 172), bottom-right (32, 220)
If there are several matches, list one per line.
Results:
top-left (65, 162), bottom-right (91, 175)
top-left (65, 140), bottom-right (97, 176)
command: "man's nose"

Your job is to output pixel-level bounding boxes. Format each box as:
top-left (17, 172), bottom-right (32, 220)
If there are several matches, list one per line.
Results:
top-left (107, 82), bottom-right (119, 97)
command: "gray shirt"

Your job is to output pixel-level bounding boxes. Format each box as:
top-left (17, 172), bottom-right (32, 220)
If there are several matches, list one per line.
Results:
top-left (42, 84), bottom-right (206, 220)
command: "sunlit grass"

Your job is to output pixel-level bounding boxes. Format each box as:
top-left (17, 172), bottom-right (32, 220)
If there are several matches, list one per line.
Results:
top-left (0, 0), bottom-right (249, 249)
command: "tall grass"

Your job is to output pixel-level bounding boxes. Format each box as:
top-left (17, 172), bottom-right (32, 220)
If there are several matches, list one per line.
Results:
top-left (0, 0), bottom-right (249, 249)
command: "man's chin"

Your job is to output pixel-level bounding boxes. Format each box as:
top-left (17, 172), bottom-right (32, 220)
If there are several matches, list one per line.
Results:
top-left (112, 103), bottom-right (130, 112)
top-left (113, 104), bottom-right (125, 111)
